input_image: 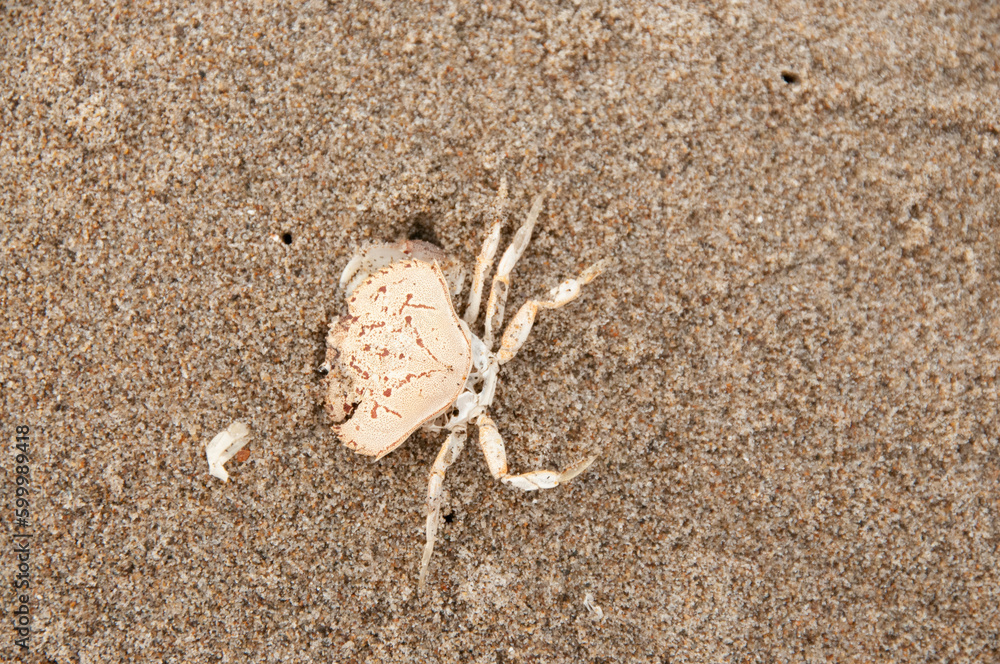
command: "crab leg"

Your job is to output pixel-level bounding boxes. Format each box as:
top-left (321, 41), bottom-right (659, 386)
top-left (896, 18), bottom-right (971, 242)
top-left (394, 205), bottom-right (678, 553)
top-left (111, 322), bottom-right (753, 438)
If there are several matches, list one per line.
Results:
top-left (477, 414), bottom-right (597, 491)
top-left (419, 426), bottom-right (467, 591)
top-left (463, 178), bottom-right (508, 327)
top-left (482, 193), bottom-right (545, 350)
top-left (496, 259), bottom-right (608, 365)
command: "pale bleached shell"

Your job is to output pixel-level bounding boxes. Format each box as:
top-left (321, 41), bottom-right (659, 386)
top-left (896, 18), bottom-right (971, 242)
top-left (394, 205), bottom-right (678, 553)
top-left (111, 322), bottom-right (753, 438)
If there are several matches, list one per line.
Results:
top-left (331, 260), bottom-right (472, 458)
top-left (205, 421), bottom-right (250, 482)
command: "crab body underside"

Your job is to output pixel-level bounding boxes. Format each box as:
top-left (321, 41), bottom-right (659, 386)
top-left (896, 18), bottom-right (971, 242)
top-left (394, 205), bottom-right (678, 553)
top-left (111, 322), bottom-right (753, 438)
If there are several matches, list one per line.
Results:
top-left (323, 187), bottom-right (605, 590)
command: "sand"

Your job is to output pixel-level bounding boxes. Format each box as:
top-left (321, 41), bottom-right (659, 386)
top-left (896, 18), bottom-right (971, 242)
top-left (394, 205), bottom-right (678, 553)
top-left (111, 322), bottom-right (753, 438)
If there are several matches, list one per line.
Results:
top-left (2, 1), bottom-right (998, 662)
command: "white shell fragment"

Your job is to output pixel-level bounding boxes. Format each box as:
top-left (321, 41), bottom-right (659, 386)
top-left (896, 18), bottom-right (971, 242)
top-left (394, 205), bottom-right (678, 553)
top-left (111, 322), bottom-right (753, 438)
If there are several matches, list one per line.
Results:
top-left (584, 592), bottom-right (604, 620)
top-left (205, 421), bottom-right (250, 482)
top-left (328, 260), bottom-right (473, 459)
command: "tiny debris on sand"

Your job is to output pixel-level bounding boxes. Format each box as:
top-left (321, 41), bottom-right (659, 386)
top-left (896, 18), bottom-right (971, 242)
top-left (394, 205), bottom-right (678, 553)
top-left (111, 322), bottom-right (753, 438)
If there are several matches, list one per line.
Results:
top-left (205, 422), bottom-right (250, 482)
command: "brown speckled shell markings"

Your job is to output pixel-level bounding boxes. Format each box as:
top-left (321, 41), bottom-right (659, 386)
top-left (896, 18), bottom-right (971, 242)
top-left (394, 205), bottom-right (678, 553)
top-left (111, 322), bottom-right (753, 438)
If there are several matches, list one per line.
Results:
top-left (329, 259), bottom-right (473, 458)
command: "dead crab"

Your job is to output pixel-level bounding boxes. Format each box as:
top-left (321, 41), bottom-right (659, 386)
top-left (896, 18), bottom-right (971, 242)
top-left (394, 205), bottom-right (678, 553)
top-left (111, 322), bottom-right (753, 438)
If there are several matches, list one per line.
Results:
top-left (321, 182), bottom-right (606, 589)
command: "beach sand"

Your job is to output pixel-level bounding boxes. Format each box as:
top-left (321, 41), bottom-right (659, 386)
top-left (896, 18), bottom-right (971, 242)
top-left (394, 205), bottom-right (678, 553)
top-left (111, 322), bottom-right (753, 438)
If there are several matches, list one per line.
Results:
top-left (2, 1), bottom-right (998, 661)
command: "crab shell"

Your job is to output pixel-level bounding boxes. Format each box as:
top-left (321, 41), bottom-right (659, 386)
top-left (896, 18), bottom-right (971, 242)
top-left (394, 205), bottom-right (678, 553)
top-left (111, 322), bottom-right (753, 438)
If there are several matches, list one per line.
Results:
top-left (326, 259), bottom-right (473, 458)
